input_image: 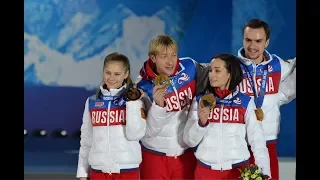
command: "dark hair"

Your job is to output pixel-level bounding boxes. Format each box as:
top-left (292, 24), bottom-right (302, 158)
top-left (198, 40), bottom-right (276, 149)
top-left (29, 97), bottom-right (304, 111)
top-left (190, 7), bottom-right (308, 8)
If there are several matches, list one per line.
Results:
top-left (242, 19), bottom-right (270, 40)
top-left (208, 53), bottom-right (244, 91)
top-left (96, 52), bottom-right (133, 99)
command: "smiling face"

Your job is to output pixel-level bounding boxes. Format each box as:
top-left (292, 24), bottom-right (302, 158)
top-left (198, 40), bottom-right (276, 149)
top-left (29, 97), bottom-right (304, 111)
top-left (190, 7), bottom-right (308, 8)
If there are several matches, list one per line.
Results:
top-left (243, 27), bottom-right (269, 63)
top-left (148, 34), bottom-right (179, 76)
top-left (103, 61), bottom-right (129, 89)
top-left (150, 46), bottom-right (178, 76)
top-left (209, 58), bottom-right (231, 90)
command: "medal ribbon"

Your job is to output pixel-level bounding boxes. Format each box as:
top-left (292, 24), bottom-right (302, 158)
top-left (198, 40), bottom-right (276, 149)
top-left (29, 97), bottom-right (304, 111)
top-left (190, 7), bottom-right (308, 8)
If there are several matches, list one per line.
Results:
top-left (207, 89), bottom-right (237, 106)
top-left (241, 63), bottom-right (268, 108)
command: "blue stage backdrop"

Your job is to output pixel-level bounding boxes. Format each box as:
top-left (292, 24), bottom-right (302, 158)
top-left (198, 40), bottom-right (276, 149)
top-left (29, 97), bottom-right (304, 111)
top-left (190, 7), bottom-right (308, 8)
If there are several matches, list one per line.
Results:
top-left (24, 0), bottom-right (296, 157)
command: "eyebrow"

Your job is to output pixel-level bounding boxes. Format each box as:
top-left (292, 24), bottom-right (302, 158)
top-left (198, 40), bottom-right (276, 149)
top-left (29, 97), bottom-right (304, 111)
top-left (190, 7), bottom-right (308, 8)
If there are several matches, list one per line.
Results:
top-left (159, 53), bottom-right (176, 55)
top-left (105, 70), bottom-right (123, 73)
top-left (245, 37), bottom-right (263, 41)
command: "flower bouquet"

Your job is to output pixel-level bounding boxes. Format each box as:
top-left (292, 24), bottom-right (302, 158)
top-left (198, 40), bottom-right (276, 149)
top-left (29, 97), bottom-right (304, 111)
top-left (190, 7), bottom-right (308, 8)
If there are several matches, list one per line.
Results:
top-left (238, 164), bottom-right (268, 180)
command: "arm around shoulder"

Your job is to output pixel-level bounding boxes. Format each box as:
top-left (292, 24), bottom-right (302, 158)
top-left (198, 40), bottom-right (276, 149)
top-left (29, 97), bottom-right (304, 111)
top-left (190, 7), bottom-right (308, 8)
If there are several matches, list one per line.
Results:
top-left (278, 67), bottom-right (296, 105)
top-left (193, 59), bottom-right (210, 95)
top-left (278, 56), bottom-right (296, 80)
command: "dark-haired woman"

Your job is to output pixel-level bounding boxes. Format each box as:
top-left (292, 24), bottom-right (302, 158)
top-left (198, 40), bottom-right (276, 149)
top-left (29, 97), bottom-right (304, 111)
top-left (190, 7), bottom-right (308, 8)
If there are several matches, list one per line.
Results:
top-left (183, 53), bottom-right (271, 179)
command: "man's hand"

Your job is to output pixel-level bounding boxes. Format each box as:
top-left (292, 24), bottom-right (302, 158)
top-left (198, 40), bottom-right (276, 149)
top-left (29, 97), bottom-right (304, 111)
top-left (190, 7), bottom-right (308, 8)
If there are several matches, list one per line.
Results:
top-left (153, 85), bottom-right (166, 107)
top-left (79, 177), bottom-right (87, 180)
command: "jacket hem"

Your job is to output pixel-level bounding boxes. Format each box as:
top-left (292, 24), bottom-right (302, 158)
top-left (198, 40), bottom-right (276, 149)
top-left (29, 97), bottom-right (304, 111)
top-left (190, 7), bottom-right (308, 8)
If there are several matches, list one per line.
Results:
top-left (140, 141), bottom-right (189, 157)
top-left (90, 163), bottom-right (140, 174)
top-left (197, 158), bottom-right (249, 170)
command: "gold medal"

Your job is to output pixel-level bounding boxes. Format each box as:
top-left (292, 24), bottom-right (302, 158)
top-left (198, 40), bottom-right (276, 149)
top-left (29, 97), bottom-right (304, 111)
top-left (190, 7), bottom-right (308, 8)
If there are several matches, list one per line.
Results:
top-left (126, 87), bottom-right (143, 101)
top-left (200, 94), bottom-right (216, 109)
top-left (154, 75), bottom-right (170, 89)
top-left (255, 108), bottom-right (264, 121)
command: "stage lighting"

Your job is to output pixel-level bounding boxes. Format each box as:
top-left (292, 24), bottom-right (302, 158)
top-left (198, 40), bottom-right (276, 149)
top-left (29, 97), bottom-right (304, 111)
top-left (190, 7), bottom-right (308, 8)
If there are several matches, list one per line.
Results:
top-left (24, 129), bottom-right (27, 136)
top-left (52, 129), bottom-right (68, 138)
top-left (32, 129), bottom-right (47, 137)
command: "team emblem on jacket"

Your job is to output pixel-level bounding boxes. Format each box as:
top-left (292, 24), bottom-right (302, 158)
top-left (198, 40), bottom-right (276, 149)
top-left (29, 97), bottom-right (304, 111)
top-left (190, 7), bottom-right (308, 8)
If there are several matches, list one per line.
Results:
top-left (233, 97), bottom-right (242, 104)
top-left (95, 101), bottom-right (104, 107)
top-left (178, 73), bottom-right (190, 84)
top-left (165, 85), bottom-right (194, 112)
top-left (237, 72), bottom-right (280, 96)
top-left (90, 108), bottom-right (126, 126)
top-left (208, 107), bottom-right (245, 123)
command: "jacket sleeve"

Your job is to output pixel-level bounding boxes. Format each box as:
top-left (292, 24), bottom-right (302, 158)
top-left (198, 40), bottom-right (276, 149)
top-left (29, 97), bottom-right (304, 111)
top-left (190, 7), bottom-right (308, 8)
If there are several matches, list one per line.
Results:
top-left (278, 66), bottom-right (296, 105)
top-left (245, 98), bottom-right (271, 178)
top-left (144, 101), bottom-right (170, 138)
top-left (125, 97), bottom-right (147, 141)
top-left (192, 59), bottom-right (210, 96)
top-left (76, 98), bottom-right (93, 178)
top-left (183, 98), bottom-right (209, 147)
top-left (276, 55), bottom-right (296, 81)
top-left (135, 76), bottom-right (169, 138)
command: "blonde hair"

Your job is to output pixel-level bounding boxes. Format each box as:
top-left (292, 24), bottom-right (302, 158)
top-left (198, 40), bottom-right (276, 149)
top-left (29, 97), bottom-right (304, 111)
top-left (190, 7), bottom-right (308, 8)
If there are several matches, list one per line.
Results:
top-left (148, 34), bottom-right (178, 56)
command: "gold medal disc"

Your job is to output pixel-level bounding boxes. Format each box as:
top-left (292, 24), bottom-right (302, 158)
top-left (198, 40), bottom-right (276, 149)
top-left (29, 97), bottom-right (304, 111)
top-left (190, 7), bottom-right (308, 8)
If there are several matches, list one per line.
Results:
top-left (154, 75), bottom-right (170, 89)
top-left (200, 94), bottom-right (216, 109)
top-left (126, 87), bottom-right (143, 101)
top-left (255, 108), bottom-right (264, 121)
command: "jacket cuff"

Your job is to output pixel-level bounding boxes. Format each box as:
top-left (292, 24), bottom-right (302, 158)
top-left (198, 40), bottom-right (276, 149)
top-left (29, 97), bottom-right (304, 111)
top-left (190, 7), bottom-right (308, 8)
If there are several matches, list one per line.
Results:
top-left (149, 101), bottom-right (167, 117)
top-left (198, 119), bottom-right (209, 127)
top-left (76, 167), bottom-right (88, 178)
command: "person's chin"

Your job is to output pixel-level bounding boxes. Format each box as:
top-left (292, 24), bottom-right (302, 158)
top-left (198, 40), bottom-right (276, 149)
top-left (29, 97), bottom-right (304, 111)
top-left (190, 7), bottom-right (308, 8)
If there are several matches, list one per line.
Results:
top-left (106, 84), bottom-right (118, 89)
top-left (246, 54), bottom-right (260, 60)
top-left (210, 82), bottom-right (217, 87)
top-left (165, 69), bottom-right (175, 76)
top-left (160, 71), bottom-right (172, 76)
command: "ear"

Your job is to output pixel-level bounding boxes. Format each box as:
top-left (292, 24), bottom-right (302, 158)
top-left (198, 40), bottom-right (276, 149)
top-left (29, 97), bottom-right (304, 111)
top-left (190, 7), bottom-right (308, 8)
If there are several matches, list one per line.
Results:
top-left (265, 39), bottom-right (270, 48)
top-left (150, 55), bottom-right (156, 63)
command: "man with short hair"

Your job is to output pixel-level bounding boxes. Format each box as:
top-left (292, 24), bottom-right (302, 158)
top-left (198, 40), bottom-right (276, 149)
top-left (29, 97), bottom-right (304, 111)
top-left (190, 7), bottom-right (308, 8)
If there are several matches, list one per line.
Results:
top-left (236, 19), bottom-right (296, 179)
top-left (136, 34), bottom-right (209, 179)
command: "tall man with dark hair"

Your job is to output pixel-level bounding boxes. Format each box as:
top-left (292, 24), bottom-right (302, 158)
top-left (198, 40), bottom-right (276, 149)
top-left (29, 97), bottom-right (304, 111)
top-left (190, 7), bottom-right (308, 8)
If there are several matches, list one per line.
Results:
top-left (236, 19), bottom-right (296, 179)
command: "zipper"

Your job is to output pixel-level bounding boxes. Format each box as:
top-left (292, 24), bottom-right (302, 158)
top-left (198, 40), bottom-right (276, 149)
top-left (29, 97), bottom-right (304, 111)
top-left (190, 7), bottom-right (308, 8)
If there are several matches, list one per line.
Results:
top-left (170, 79), bottom-right (181, 158)
top-left (107, 101), bottom-right (111, 174)
top-left (219, 105), bottom-right (224, 171)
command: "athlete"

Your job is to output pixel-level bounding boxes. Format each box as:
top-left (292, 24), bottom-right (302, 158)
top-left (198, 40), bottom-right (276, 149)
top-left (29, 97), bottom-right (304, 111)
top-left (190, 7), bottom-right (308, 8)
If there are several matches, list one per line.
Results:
top-left (237, 19), bottom-right (296, 180)
top-left (76, 52), bottom-right (148, 180)
top-left (183, 53), bottom-right (271, 179)
top-left (136, 34), bottom-right (209, 179)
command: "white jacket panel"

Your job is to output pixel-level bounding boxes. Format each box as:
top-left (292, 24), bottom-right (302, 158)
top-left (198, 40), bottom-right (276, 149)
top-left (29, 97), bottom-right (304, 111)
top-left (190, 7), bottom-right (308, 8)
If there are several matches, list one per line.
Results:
top-left (237, 48), bottom-right (296, 141)
top-left (183, 92), bottom-right (271, 177)
top-left (76, 84), bottom-right (147, 177)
